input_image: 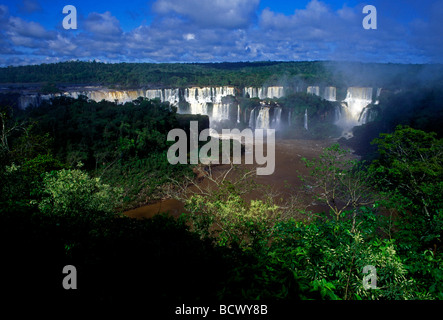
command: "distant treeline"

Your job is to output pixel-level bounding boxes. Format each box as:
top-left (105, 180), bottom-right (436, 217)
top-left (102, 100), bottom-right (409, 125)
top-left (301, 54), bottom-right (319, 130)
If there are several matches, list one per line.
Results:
top-left (1, 60), bottom-right (442, 89)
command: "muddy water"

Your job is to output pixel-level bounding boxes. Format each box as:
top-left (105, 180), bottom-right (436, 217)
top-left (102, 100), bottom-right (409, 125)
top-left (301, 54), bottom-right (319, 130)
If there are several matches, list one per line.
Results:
top-left (124, 199), bottom-right (185, 219)
top-left (123, 139), bottom-right (336, 219)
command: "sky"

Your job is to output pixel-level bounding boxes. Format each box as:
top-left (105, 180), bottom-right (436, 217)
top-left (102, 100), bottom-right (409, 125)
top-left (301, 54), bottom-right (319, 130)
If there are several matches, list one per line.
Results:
top-left (0, 0), bottom-right (442, 66)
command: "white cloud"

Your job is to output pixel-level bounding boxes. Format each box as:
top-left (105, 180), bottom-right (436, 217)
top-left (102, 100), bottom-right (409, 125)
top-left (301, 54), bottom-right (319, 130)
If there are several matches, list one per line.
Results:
top-left (183, 33), bottom-right (195, 41)
top-left (8, 16), bottom-right (53, 39)
top-left (0, 0), bottom-right (442, 65)
top-left (152, 0), bottom-right (260, 29)
top-left (84, 11), bottom-right (122, 36)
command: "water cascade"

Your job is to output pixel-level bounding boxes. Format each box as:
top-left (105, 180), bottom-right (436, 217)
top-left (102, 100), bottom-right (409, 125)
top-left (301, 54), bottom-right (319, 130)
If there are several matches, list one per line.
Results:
top-left (323, 87), bottom-right (337, 101)
top-left (15, 85), bottom-right (382, 134)
top-left (271, 107), bottom-right (282, 129)
top-left (307, 86), bottom-right (320, 96)
top-left (334, 105), bottom-right (342, 123)
top-left (249, 108), bottom-right (256, 129)
top-left (243, 86), bottom-right (284, 99)
top-left (342, 87), bottom-right (373, 125)
top-left (255, 107), bottom-right (271, 129)
top-left (304, 109), bottom-right (308, 131)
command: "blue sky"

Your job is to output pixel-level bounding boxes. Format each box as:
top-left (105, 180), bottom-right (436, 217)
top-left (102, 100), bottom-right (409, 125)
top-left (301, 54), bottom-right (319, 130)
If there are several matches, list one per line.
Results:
top-left (0, 0), bottom-right (442, 66)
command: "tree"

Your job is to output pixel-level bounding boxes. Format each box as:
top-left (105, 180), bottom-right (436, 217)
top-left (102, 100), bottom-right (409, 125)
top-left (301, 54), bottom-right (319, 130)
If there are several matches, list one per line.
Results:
top-left (370, 125), bottom-right (443, 220)
top-left (38, 167), bottom-right (123, 218)
top-left (302, 144), bottom-right (375, 229)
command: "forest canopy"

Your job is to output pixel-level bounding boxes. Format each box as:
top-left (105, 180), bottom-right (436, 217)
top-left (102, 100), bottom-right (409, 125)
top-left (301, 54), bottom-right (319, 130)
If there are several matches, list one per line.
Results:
top-left (1, 60), bottom-right (442, 89)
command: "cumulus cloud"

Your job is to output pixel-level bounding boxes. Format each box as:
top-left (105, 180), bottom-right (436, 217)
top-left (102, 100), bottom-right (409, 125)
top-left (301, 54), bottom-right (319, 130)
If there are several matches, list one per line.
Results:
top-left (84, 11), bottom-right (123, 36)
top-left (8, 16), bottom-right (53, 39)
top-left (152, 0), bottom-right (260, 29)
top-left (0, 0), bottom-right (442, 66)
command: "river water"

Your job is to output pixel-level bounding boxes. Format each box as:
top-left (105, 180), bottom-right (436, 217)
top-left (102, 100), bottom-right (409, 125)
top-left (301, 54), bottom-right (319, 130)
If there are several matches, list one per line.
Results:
top-left (123, 138), bottom-right (338, 219)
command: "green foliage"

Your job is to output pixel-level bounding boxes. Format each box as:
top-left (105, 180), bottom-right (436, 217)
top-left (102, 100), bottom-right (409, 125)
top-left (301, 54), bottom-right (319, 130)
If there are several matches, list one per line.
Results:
top-left (185, 189), bottom-right (280, 251)
top-left (37, 168), bottom-right (123, 218)
top-left (19, 96), bottom-right (179, 168)
top-left (270, 213), bottom-right (418, 300)
top-left (302, 143), bottom-right (375, 222)
top-left (0, 153), bottom-right (65, 205)
top-left (370, 126), bottom-right (443, 248)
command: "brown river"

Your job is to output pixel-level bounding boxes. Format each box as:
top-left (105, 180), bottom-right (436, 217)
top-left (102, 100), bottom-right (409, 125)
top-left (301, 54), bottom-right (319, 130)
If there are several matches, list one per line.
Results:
top-left (123, 138), bottom-right (340, 219)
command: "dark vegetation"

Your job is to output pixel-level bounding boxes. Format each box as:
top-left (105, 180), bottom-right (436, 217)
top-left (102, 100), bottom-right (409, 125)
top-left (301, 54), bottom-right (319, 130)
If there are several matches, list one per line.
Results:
top-left (343, 87), bottom-right (443, 160)
top-left (0, 61), bottom-right (442, 307)
top-left (2, 60), bottom-right (442, 89)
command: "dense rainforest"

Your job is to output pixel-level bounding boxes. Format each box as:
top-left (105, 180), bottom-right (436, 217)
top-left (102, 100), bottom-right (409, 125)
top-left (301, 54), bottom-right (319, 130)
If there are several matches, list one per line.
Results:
top-left (0, 61), bottom-right (442, 309)
top-left (1, 60), bottom-right (442, 89)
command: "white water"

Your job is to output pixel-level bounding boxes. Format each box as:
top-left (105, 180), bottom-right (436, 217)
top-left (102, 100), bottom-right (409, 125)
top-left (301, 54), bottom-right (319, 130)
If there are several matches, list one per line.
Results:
top-left (334, 87), bottom-right (374, 137)
top-left (256, 107), bottom-right (271, 129)
top-left (243, 86), bottom-right (284, 99)
top-left (323, 87), bottom-right (337, 101)
top-left (343, 87), bottom-right (373, 122)
top-left (249, 108), bottom-right (256, 129)
top-left (307, 86), bottom-right (320, 96)
top-left (16, 84), bottom-right (381, 133)
top-left (272, 107), bottom-right (282, 129)
top-left (304, 109), bottom-right (308, 131)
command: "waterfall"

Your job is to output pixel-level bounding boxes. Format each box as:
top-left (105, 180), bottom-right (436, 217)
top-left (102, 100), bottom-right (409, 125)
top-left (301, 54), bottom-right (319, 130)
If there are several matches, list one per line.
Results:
top-left (307, 86), bottom-right (320, 96)
top-left (243, 86), bottom-right (284, 99)
top-left (343, 87), bottom-right (373, 124)
top-left (272, 107), bottom-right (282, 129)
top-left (212, 103), bottom-right (230, 122)
top-left (256, 107), bottom-right (270, 129)
top-left (237, 105), bottom-right (241, 123)
top-left (334, 105), bottom-right (342, 123)
top-left (375, 88), bottom-right (382, 105)
top-left (358, 107), bottom-right (369, 124)
top-left (323, 87), bottom-right (337, 101)
top-left (304, 109), bottom-right (308, 131)
top-left (249, 108), bottom-right (256, 129)
top-left (267, 86), bottom-right (284, 99)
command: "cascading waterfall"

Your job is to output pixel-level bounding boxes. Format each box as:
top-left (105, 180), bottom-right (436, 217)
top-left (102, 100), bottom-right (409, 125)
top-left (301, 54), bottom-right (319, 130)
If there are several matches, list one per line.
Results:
top-left (243, 86), bottom-right (284, 99)
top-left (18, 85), bottom-right (382, 134)
top-left (255, 107), bottom-right (270, 129)
top-left (307, 86), bottom-right (320, 96)
top-left (375, 88), bottom-right (382, 105)
top-left (249, 108), bottom-right (256, 129)
top-left (212, 103), bottom-right (230, 122)
top-left (334, 105), bottom-right (342, 123)
top-left (323, 87), bottom-right (337, 101)
top-left (272, 107), bottom-right (282, 129)
top-left (179, 86), bottom-right (236, 124)
top-left (343, 87), bottom-right (373, 124)
top-left (334, 87), bottom-right (374, 137)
